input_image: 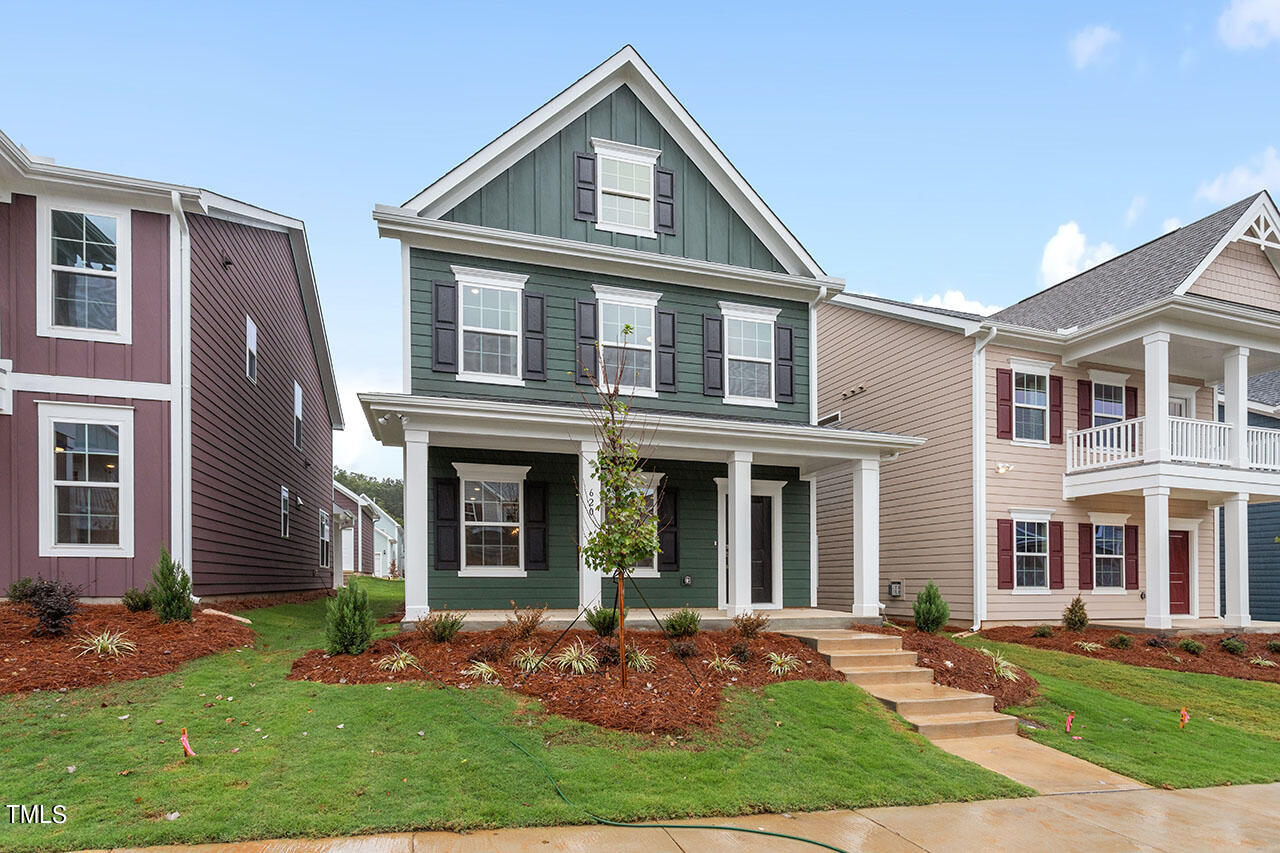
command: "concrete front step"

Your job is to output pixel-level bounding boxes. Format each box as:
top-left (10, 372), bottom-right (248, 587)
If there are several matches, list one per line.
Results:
top-left (787, 630), bottom-right (904, 654)
top-left (828, 649), bottom-right (918, 669)
top-left (910, 711), bottom-right (1019, 739)
top-left (872, 683), bottom-right (995, 717)
top-left (840, 666), bottom-right (934, 687)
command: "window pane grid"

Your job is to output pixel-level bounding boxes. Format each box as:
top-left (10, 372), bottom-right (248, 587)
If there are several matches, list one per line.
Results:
top-left (1094, 524), bottom-right (1124, 588)
top-left (1093, 383), bottom-right (1124, 427)
top-left (460, 286), bottom-right (518, 333)
top-left (459, 284), bottom-right (519, 377)
top-left (463, 480), bottom-right (521, 568)
top-left (1013, 371), bottom-right (1048, 441)
top-left (1014, 520), bottom-right (1048, 588)
top-left (51, 420), bottom-right (121, 546)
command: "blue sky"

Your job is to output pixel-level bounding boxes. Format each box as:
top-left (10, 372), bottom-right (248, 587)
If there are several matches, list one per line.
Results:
top-left (4, 1), bottom-right (1280, 476)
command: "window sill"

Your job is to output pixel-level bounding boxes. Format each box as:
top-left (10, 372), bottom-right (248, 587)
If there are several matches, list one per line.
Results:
top-left (628, 568), bottom-right (661, 579)
top-left (39, 324), bottom-right (131, 345)
top-left (456, 372), bottom-right (526, 388)
top-left (595, 220), bottom-right (658, 240)
top-left (1010, 438), bottom-right (1050, 448)
top-left (1010, 588), bottom-right (1052, 595)
top-left (458, 568), bottom-right (528, 578)
top-left (40, 544), bottom-right (133, 559)
top-left (725, 396), bottom-right (778, 409)
top-left (1090, 588), bottom-right (1128, 595)
top-left (615, 386), bottom-right (658, 398)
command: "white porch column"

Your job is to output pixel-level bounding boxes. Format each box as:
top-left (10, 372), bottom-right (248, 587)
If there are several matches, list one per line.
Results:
top-left (1224, 492), bottom-right (1251, 627)
top-left (725, 451), bottom-right (753, 616)
top-left (403, 428), bottom-right (430, 622)
top-left (1224, 347), bottom-right (1250, 469)
top-left (577, 441), bottom-right (603, 610)
top-left (1143, 333), bottom-right (1171, 463)
top-left (1144, 486), bottom-right (1171, 629)
top-left (852, 458), bottom-right (881, 619)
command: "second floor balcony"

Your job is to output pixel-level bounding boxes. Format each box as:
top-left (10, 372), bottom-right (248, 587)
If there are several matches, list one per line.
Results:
top-left (1067, 416), bottom-right (1280, 473)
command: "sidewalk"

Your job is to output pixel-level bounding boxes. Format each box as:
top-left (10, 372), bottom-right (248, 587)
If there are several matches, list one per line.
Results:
top-left (88, 782), bottom-right (1280, 852)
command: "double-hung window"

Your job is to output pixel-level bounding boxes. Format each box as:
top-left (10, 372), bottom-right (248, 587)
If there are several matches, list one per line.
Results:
top-left (595, 285), bottom-right (660, 396)
top-left (245, 316), bottom-right (259, 383)
top-left (592, 138), bottom-right (660, 239)
top-left (280, 487), bottom-right (291, 538)
top-left (630, 472), bottom-right (664, 578)
top-left (38, 401), bottom-right (134, 557)
top-left (1093, 524), bottom-right (1124, 589)
top-left (1092, 384), bottom-right (1124, 428)
top-left (455, 463), bottom-right (529, 577)
top-left (721, 301), bottom-right (779, 407)
top-left (293, 382), bottom-right (303, 450)
top-left (319, 510), bottom-right (332, 568)
top-left (452, 266), bottom-right (527, 385)
top-left (1013, 517), bottom-right (1049, 589)
top-left (38, 200), bottom-right (131, 342)
top-left (1011, 362), bottom-right (1050, 442)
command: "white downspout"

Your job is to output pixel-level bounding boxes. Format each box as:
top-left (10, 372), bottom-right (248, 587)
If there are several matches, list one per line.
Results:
top-left (170, 191), bottom-right (195, 587)
top-left (971, 326), bottom-right (997, 630)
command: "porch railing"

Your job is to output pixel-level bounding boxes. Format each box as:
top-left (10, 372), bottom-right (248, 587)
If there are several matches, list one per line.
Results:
top-left (1169, 416), bottom-right (1230, 466)
top-left (1248, 425), bottom-right (1280, 471)
top-left (1067, 418), bottom-right (1144, 472)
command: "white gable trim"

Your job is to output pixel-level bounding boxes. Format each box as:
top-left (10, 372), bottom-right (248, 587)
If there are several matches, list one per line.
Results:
top-left (1173, 192), bottom-right (1280, 297)
top-left (398, 46), bottom-right (825, 279)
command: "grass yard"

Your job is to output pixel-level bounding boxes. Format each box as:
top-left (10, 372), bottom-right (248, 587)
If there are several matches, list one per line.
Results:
top-left (962, 637), bottom-right (1280, 788)
top-left (0, 579), bottom-right (1028, 852)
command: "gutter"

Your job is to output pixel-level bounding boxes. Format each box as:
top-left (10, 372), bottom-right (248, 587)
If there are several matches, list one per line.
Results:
top-left (970, 325), bottom-right (997, 631)
top-left (170, 191), bottom-right (195, 588)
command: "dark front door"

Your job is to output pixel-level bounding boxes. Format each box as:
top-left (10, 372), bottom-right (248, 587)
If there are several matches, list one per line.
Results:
top-left (1169, 530), bottom-right (1191, 615)
top-left (751, 495), bottom-right (773, 604)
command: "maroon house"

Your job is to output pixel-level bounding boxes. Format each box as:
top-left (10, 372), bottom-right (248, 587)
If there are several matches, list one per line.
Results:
top-left (332, 480), bottom-right (380, 576)
top-left (0, 129), bottom-right (343, 600)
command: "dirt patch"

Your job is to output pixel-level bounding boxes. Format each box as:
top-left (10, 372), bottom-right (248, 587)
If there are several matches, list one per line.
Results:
top-left (859, 624), bottom-right (1038, 710)
top-left (223, 588), bottom-right (335, 612)
top-left (289, 628), bottom-right (839, 733)
top-left (982, 625), bottom-right (1280, 685)
top-left (0, 603), bottom-right (255, 695)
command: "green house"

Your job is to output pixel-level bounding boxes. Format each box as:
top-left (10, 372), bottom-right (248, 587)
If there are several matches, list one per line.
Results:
top-left (364, 46), bottom-right (921, 622)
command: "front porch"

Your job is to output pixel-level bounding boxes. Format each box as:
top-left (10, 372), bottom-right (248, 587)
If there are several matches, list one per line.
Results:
top-left (1089, 616), bottom-right (1280, 635)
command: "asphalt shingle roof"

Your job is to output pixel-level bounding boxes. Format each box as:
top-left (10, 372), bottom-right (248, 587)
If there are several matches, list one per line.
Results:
top-left (1249, 370), bottom-right (1280, 407)
top-left (845, 293), bottom-right (987, 322)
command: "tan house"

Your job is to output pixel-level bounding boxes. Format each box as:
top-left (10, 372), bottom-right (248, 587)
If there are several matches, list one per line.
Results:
top-left (817, 191), bottom-right (1280, 630)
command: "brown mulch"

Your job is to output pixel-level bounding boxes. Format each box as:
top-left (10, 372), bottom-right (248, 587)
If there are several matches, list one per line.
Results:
top-left (0, 603), bottom-right (256, 695)
top-left (289, 628), bottom-right (839, 733)
top-left (982, 625), bottom-right (1280, 685)
top-left (223, 588), bottom-right (335, 612)
top-left (859, 624), bottom-right (1038, 710)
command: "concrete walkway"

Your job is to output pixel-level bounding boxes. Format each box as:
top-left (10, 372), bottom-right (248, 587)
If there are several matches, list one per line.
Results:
top-left (86, 783), bottom-right (1280, 852)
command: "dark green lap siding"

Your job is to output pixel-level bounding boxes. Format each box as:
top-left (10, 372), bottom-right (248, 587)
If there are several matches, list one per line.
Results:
top-left (1218, 411), bottom-right (1280, 621)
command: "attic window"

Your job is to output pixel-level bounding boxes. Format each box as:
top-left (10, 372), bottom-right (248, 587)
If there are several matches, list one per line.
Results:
top-left (591, 138), bottom-right (661, 239)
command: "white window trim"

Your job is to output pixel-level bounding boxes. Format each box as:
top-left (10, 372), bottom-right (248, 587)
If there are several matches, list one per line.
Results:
top-left (319, 509), bottom-right (332, 569)
top-left (451, 265), bottom-right (528, 388)
top-left (293, 381), bottom-right (303, 450)
top-left (630, 471), bottom-right (665, 579)
top-left (1091, 381), bottom-right (1125, 428)
top-left (591, 137), bottom-right (661, 240)
top-left (453, 462), bottom-right (531, 578)
top-left (245, 315), bottom-right (258, 383)
top-left (1089, 516), bottom-right (1127, 591)
top-left (36, 196), bottom-right (133, 344)
top-left (37, 401), bottom-right (135, 558)
top-left (1087, 369), bottom-right (1130, 387)
top-left (1009, 508), bottom-right (1052, 592)
top-left (712, 477), bottom-right (786, 609)
top-left (594, 284), bottom-right (662, 398)
top-left (281, 486), bottom-right (291, 538)
top-left (1169, 382), bottom-right (1199, 418)
top-left (1009, 358), bottom-right (1052, 446)
top-left (720, 301), bottom-right (781, 409)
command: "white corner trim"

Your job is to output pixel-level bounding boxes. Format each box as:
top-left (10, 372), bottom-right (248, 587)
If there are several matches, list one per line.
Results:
top-left (1009, 507), bottom-right (1055, 523)
top-left (1008, 356), bottom-right (1055, 374)
top-left (593, 283), bottom-right (662, 306)
top-left (590, 137), bottom-right (662, 164)
top-left (719, 300), bottom-right (782, 322)
top-left (971, 328), bottom-right (996, 629)
top-left (35, 195), bottom-right (133, 345)
top-left (1088, 369), bottom-right (1130, 386)
top-left (0, 359), bottom-right (12, 415)
top-left (1088, 512), bottom-right (1132, 526)
top-left (401, 243), bottom-right (412, 394)
top-left (450, 264), bottom-right (529, 290)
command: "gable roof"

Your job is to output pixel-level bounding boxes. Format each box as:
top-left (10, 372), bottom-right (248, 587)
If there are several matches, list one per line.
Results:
top-left (829, 292), bottom-right (985, 334)
top-left (991, 192), bottom-right (1269, 332)
top-left (399, 45), bottom-right (825, 279)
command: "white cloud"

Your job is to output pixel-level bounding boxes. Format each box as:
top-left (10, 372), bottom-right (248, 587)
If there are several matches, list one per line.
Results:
top-left (1040, 222), bottom-right (1118, 285)
top-left (1162, 217), bottom-right (1182, 233)
top-left (332, 368), bottom-right (403, 479)
top-left (911, 290), bottom-right (1001, 316)
top-left (1069, 24), bottom-right (1121, 69)
top-left (1124, 195), bottom-right (1146, 227)
top-left (1195, 146), bottom-right (1280, 203)
top-left (1218, 0), bottom-right (1280, 49)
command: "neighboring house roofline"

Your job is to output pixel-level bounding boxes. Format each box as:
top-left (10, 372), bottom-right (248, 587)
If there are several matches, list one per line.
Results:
top-left (829, 292), bottom-right (986, 334)
top-left (392, 44), bottom-right (827, 280)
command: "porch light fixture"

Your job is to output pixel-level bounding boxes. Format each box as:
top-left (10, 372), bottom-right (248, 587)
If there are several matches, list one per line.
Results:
top-left (995, 462), bottom-right (1014, 474)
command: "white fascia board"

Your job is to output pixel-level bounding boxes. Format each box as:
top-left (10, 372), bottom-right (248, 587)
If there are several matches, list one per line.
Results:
top-left (333, 480), bottom-right (362, 504)
top-left (374, 208), bottom-right (841, 302)
top-left (829, 293), bottom-right (983, 335)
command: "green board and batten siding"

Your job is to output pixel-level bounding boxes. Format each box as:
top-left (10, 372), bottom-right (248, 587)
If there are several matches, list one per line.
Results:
top-left (428, 450), bottom-right (811, 610)
top-left (410, 248), bottom-right (810, 422)
top-left (441, 84), bottom-right (787, 274)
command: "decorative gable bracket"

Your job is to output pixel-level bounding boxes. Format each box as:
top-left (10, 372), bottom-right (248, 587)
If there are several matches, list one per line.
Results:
top-left (1240, 208), bottom-right (1280, 250)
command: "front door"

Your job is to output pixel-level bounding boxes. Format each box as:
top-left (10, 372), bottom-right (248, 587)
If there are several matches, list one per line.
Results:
top-left (1169, 530), bottom-right (1191, 615)
top-left (751, 495), bottom-right (773, 604)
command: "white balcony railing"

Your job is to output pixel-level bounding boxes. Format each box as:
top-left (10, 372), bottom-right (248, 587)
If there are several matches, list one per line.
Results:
top-left (1067, 418), bottom-right (1145, 472)
top-left (1248, 426), bottom-right (1280, 471)
top-left (1169, 416), bottom-right (1230, 466)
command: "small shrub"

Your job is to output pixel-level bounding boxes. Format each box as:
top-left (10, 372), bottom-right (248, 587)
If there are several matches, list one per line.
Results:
top-left (551, 639), bottom-right (599, 674)
top-left (1073, 640), bottom-right (1104, 653)
top-left (6, 577), bottom-right (35, 603)
top-left (121, 587), bottom-right (152, 613)
top-left (1147, 633), bottom-right (1173, 649)
top-left (150, 548), bottom-right (193, 623)
top-left (467, 640), bottom-right (509, 664)
top-left (584, 606), bottom-right (624, 637)
top-left (375, 648), bottom-right (418, 673)
top-left (1178, 638), bottom-right (1205, 656)
top-left (662, 607), bottom-right (701, 638)
top-left (418, 608), bottom-right (465, 643)
top-left (461, 661), bottom-right (500, 683)
top-left (1266, 640), bottom-right (1280, 654)
top-left (731, 612), bottom-right (770, 639)
top-left (1031, 624), bottom-right (1054, 638)
top-left (1250, 656), bottom-right (1278, 668)
top-left (505, 600), bottom-right (546, 640)
top-left (1106, 633), bottom-right (1132, 650)
top-left (729, 640), bottom-right (751, 664)
top-left (593, 639), bottom-right (620, 667)
top-left (511, 646), bottom-right (546, 673)
top-left (324, 584), bottom-right (374, 655)
top-left (626, 647), bottom-right (657, 672)
top-left (1062, 595), bottom-right (1089, 632)
top-left (23, 578), bottom-right (79, 637)
top-left (1220, 636), bottom-right (1247, 656)
top-left (912, 581), bottom-right (950, 633)
top-left (708, 654), bottom-right (744, 674)
top-left (979, 647), bottom-right (1020, 682)
top-left (766, 651), bottom-right (801, 676)
top-left (73, 629), bottom-right (137, 658)
top-left (669, 640), bottom-right (697, 659)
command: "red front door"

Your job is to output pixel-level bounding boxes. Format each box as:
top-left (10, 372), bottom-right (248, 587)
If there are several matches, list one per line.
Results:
top-left (1169, 531), bottom-right (1191, 615)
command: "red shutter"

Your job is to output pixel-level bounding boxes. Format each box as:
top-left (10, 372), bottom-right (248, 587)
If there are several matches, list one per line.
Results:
top-left (1049, 521), bottom-right (1065, 589)
top-left (996, 369), bottom-right (1013, 439)
top-left (997, 518), bottom-right (1014, 589)
top-left (1077, 379), bottom-right (1093, 430)
top-left (1049, 375), bottom-right (1064, 444)
top-left (1125, 386), bottom-right (1139, 420)
top-left (1124, 524), bottom-right (1139, 589)
top-left (1078, 523), bottom-right (1094, 590)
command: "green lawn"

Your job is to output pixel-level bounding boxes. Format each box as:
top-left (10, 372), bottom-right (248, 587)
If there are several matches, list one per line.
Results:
top-left (0, 579), bottom-right (1027, 852)
top-left (961, 637), bottom-right (1280, 788)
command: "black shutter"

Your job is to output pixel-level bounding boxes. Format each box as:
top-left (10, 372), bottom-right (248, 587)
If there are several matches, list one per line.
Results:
top-left (654, 167), bottom-right (676, 235)
top-left (525, 482), bottom-right (549, 571)
top-left (775, 324), bottom-right (795, 403)
top-left (657, 487), bottom-right (679, 571)
top-left (522, 293), bottom-right (546, 381)
top-left (655, 309), bottom-right (677, 393)
top-left (432, 477), bottom-right (459, 571)
top-left (702, 314), bottom-right (724, 397)
top-left (573, 152), bottom-right (597, 222)
top-left (575, 299), bottom-right (597, 386)
top-left (432, 280), bottom-right (458, 373)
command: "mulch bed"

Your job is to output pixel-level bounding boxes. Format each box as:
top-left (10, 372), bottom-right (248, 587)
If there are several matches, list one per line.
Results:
top-left (859, 624), bottom-right (1038, 710)
top-left (223, 588), bottom-right (335, 612)
top-left (982, 625), bottom-right (1280, 685)
top-left (0, 603), bottom-right (256, 695)
top-left (289, 628), bottom-right (839, 733)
